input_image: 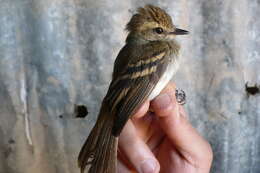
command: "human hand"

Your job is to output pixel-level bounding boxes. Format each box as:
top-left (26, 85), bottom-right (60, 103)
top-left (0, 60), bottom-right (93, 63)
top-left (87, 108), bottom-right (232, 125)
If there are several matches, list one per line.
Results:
top-left (117, 83), bottom-right (213, 173)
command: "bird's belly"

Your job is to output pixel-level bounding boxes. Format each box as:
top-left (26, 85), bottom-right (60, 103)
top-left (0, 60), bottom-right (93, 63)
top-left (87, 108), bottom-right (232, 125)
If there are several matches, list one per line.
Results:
top-left (148, 60), bottom-right (179, 100)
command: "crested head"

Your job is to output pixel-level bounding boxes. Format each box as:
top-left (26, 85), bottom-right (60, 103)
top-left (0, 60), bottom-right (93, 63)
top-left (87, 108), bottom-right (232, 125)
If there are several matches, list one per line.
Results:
top-left (126, 5), bottom-right (189, 42)
top-left (126, 5), bottom-right (174, 32)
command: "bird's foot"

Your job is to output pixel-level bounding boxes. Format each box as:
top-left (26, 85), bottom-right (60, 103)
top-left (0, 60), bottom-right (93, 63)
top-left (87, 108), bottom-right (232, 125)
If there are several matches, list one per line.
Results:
top-left (175, 89), bottom-right (186, 105)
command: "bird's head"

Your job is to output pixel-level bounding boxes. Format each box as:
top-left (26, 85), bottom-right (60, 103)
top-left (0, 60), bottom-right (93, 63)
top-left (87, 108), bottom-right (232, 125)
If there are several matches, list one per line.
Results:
top-left (126, 5), bottom-right (189, 42)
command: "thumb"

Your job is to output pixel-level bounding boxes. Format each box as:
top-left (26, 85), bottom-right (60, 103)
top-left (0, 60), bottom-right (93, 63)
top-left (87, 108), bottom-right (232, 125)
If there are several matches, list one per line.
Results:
top-left (150, 84), bottom-right (213, 170)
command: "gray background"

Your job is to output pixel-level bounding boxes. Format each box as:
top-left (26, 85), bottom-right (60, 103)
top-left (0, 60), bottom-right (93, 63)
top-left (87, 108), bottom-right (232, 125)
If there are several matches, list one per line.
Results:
top-left (0, 0), bottom-right (260, 173)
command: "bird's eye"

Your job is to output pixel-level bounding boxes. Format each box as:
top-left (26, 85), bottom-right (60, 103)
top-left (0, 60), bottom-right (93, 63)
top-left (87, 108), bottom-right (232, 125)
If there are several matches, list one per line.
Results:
top-left (154, 27), bottom-right (164, 34)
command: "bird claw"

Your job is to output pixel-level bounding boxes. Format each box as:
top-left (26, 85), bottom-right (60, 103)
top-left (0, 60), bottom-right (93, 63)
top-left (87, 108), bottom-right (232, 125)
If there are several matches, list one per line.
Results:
top-left (175, 89), bottom-right (186, 105)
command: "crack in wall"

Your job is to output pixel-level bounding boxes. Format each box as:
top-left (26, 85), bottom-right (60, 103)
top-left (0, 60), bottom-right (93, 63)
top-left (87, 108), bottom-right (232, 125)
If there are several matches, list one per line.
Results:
top-left (20, 79), bottom-right (33, 146)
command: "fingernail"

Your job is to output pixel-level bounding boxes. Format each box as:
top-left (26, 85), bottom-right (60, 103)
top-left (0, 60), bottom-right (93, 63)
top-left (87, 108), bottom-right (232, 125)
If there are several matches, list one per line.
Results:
top-left (153, 93), bottom-right (172, 109)
top-left (141, 159), bottom-right (157, 173)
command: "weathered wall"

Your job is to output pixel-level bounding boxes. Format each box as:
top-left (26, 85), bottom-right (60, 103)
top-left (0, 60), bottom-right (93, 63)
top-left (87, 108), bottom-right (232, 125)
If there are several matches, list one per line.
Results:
top-left (0, 0), bottom-right (259, 173)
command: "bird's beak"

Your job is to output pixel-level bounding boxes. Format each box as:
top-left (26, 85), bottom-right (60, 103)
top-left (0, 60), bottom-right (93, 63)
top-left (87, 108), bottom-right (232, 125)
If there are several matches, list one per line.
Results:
top-left (170, 28), bottom-right (189, 35)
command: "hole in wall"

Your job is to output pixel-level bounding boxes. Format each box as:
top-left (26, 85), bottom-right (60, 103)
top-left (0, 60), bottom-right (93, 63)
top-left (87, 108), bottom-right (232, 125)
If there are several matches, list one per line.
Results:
top-left (74, 105), bottom-right (88, 118)
top-left (245, 82), bottom-right (260, 96)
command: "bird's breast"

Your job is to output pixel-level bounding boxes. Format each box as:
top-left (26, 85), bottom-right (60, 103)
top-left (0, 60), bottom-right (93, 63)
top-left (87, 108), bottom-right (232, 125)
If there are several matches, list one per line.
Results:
top-left (148, 57), bottom-right (180, 100)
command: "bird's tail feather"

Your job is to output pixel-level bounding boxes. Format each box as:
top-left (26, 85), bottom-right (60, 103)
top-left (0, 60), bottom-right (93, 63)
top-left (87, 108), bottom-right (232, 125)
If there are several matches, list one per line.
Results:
top-left (78, 103), bottom-right (118, 173)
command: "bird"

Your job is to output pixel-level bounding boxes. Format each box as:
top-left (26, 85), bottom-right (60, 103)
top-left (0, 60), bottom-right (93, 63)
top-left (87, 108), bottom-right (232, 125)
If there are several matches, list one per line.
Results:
top-left (78, 4), bottom-right (189, 173)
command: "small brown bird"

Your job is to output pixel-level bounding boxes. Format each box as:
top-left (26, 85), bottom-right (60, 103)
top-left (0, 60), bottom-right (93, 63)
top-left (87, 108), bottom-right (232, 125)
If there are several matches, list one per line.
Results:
top-left (78, 4), bottom-right (188, 173)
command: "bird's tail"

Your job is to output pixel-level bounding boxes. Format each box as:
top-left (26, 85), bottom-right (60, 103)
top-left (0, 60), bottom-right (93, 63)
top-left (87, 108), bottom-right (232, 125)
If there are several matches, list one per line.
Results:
top-left (78, 103), bottom-right (118, 173)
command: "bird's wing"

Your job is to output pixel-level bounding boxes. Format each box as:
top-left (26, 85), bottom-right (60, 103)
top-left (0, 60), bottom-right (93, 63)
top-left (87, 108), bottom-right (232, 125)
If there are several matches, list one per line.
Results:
top-left (105, 43), bottom-right (170, 136)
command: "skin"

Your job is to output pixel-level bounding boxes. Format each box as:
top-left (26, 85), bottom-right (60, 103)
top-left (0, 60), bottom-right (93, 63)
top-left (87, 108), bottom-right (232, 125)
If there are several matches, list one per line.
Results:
top-left (117, 83), bottom-right (213, 173)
